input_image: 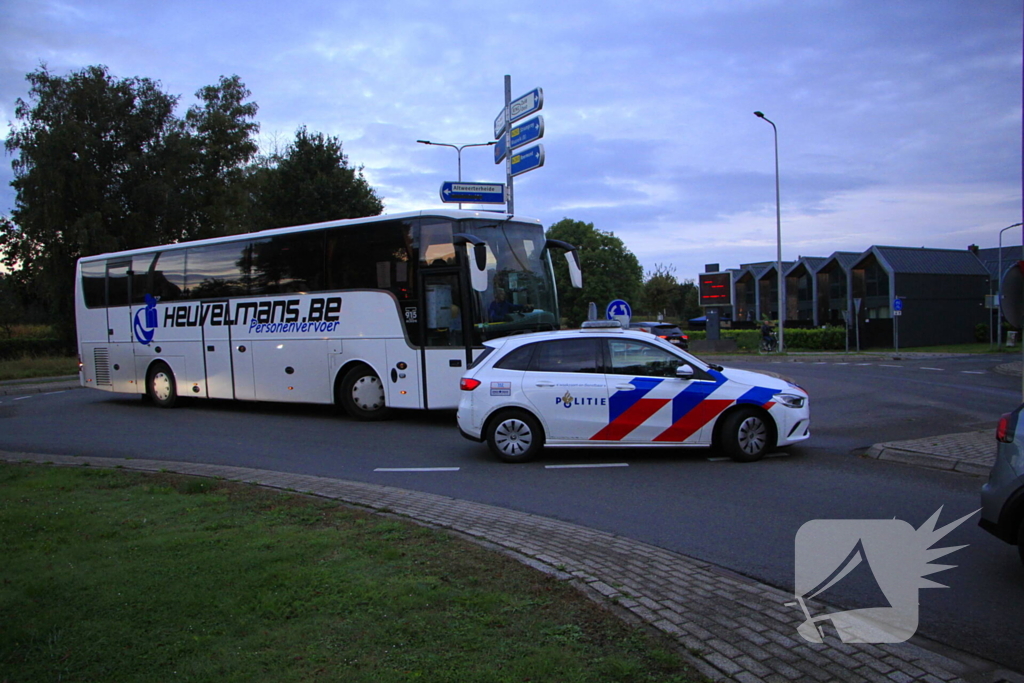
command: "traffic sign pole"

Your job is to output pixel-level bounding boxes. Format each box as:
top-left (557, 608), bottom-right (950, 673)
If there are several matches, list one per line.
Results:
top-left (504, 75), bottom-right (513, 216)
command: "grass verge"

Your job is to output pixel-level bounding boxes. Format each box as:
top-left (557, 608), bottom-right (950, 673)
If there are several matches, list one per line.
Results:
top-left (0, 463), bottom-right (700, 682)
top-left (0, 354), bottom-right (79, 382)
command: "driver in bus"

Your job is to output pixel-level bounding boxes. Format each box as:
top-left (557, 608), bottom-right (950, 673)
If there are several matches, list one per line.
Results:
top-left (488, 289), bottom-right (528, 322)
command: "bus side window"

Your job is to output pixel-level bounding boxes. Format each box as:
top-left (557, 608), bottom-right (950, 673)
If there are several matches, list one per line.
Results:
top-left (131, 254), bottom-right (156, 305)
top-left (186, 242), bottom-right (249, 299)
top-left (152, 250), bottom-right (186, 301)
top-left (81, 261), bottom-right (106, 308)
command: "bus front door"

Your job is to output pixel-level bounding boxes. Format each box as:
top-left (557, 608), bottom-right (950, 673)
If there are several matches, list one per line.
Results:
top-left (421, 272), bottom-right (473, 410)
top-left (106, 260), bottom-right (137, 393)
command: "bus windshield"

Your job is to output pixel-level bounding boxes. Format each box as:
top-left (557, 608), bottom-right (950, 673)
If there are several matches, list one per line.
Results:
top-left (461, 219), bottom-right (559, 342)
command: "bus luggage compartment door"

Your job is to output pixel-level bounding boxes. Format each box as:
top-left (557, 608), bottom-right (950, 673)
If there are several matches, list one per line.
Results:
top-left (385, 339), bottom-right (422, 409)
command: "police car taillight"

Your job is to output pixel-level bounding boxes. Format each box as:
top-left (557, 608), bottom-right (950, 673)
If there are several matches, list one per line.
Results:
top-left (460, 378), bottom-right (482, 391)
top-left (997, 412), bottom-right (1015, 443)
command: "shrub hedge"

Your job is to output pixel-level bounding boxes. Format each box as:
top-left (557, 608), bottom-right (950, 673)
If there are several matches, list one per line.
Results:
top-left (686, 326), bottom-right (847, 351)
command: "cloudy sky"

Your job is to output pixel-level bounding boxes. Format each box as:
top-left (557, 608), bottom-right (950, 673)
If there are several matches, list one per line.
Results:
top-left (2, 0), bottom-right (1021, 282)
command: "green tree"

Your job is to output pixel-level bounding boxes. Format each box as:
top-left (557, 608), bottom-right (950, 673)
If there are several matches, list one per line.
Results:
top-left (3, 65), bottom-right (184, 345)
top-left (251, 126), bottom-right (383, 229)
top-left (545, 218), bottom-right (643, 327)
top-left (180, 75), bottom-right (260, 240)
top-left (641, 263), bottom-right (679, 318)
top-left (678, 279), bottom-right (702, 322)
top-left (2, 65), bottom-right (261, 346)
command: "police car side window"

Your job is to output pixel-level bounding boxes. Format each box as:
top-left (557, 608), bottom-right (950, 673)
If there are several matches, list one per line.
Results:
top-left (528, 339), bottom-right (600, 373)
top-left (607, 340), bottom-right (686, 378)
top-left (493, 344), bottom-right (536, 370)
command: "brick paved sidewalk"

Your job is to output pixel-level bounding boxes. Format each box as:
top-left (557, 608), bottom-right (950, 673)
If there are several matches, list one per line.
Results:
top-left (865, 431), bottom-right (994, 476)
top-left (2, 451), bottom-right (1019, 683)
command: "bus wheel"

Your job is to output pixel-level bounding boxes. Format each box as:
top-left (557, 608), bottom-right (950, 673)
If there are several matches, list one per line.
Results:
top-left (339, 365), bottom-right (391, 421)
top-left (147, 361), bottom-right (178, 409)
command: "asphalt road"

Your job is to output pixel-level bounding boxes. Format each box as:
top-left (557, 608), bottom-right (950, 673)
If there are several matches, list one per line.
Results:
top-left (1, 353), bottom-right (1022, 672)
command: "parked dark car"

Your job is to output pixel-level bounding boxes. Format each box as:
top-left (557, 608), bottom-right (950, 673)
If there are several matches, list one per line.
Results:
top-left (980, 403), bottom-right (1024, 567)
top-left (628, 322), bottom-right (689, 349)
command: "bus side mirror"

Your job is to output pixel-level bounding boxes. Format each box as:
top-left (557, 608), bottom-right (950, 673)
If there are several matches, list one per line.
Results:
top-left (544, 239), bottom-right (583, 289)
top-left (454, 234), bottom-right (490, 293)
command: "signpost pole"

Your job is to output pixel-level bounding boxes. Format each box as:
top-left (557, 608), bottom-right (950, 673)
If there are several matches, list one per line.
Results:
top-left (504, 75), bottom-right (513, 216)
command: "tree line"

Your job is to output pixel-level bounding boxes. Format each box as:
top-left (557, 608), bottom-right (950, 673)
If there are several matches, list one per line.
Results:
top-left (0, 64), bottom-right (700, 348)
top-left (1, 65), bottom-right (382, 345)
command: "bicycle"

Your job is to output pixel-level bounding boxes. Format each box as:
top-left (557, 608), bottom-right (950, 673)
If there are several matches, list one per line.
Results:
top-left (759, 333), bottom-right (778, 353)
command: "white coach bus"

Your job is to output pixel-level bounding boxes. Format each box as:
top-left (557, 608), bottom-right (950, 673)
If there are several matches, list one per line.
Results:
top-left (75, 210), bottom-right (581, 420)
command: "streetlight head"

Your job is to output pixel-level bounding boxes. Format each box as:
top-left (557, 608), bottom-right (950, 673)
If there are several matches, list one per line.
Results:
top-left (416, 139), bottom-right (431, 145)
top-left (754, 111), bottom-right (765, 118)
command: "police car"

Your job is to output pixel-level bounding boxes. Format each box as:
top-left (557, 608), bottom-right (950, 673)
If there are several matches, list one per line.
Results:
top-left (457, 321), bottom-right (810, 463)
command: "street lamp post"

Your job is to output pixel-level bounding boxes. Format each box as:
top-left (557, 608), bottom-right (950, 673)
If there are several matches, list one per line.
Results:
top-left (754, 111), bottom-right (784, 352)
top-left (998, 222), bottom-right (1024, 347)
top-left (416, 139), bottom-right (496, 209)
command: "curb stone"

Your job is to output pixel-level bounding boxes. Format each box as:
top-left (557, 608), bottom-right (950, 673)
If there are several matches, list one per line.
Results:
top-left (2, 451), bottom-right (1020, 683)
top-left (864, 431), bottom-right (995, 476)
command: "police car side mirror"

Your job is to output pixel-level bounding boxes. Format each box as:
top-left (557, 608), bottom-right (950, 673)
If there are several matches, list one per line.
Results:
top-left (676, 364), bottom-right (695, 379)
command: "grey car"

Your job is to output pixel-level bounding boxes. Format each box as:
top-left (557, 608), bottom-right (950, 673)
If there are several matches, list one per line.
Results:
top-left (979, 403), bottom-right (1024, 566)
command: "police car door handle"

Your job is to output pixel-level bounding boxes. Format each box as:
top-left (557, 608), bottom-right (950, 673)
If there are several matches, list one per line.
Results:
top-left (535, 381), bottom-right (555, 387)
top-left (614, 384), bottom-right (636, 391)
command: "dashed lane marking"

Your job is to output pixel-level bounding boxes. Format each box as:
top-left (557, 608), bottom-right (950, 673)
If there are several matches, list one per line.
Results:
top-left (920, 367), bottom-right (945, 371)
top-left (374, 467), bottom-right (461, 472)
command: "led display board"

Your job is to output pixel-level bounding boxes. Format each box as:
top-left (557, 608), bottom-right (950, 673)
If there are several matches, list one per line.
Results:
top-left (699, 272), bottom-right (733, 307)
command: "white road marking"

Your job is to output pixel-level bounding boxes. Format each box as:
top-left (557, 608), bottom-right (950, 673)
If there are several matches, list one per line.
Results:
top-left (545, 463), bottom-right (629, 469)
top-left (374, 467), bottom-right (460, 472)
top-left (920, 367), bottom-right (944, 371)
top-left (834, 362), bottom-right (850, 365)
top-left (961, 371), bottom-right (985, 374)
top-left (879, 364), bottom-right (902, 368)
top-left (13, 395), bottom-right (33, 401)
top-left (855, 363), bottom-right (873, 366)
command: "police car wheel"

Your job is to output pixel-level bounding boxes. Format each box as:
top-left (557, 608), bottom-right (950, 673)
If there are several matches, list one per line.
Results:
top-left (721, 408), bottom-right (770, 462)
top-left (339, 365), bottom-right (391, 421)
top-left (487, 410), bottom-right (543, 463)
top-left (147, 361), bottom-right (178, 409)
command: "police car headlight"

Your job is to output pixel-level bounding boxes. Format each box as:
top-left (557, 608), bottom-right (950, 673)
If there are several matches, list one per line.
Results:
top-left (774, 393), bottom-right (805, 409)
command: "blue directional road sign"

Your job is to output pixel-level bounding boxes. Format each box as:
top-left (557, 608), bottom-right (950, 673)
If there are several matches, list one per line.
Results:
top-left (509, 144), bottom-right (545, 177)
top-left (510, 116), bottom-right (544, 151)
top-left (439, 182), bottom-right (505, 204)
top-left (893, 298), bottom-right (903, 312)
top-left (494, 134), bottom-right (508, 164)
top-left (606, 299), bottom-right (632, 325)
top-left (509, 88), bottom-right (543, 124)
top-left (495, 116), bottom-right (545, 164)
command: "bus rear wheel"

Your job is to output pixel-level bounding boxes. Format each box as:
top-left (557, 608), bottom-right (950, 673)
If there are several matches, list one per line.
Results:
top-left (339, 365), bottom-right (391, 421)
top-left (147, 361), bottom-right (178, 409)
